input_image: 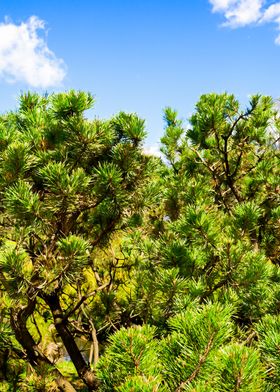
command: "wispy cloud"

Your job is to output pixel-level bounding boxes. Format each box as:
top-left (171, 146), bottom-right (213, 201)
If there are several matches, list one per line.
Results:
top-left (209, 0), bottom-right (280, 44)
top-left (0, 16), bottom-right (66, 87)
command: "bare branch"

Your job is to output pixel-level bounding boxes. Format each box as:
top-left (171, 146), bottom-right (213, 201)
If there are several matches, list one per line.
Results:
top-left (63, 281), bottom-right (110, 320)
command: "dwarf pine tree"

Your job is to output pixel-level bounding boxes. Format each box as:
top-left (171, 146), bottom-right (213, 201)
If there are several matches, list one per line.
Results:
top-left (0, 92), bottom-right (279, 391)
top-left (95, 93), bottom-right (280, 391)
top-left (0, 91), bottom-right (153, 391)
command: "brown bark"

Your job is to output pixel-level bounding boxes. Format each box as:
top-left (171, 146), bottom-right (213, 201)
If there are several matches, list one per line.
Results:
top-left (42, 292), bottom-right (99, 391)
top-left (55, 374), bottom-right (77, 392)
top-left (88, 320), bottom-right (99, 367)
top-left (0, 349), bottom-right (9, 380)
top-left (10, 300), bottom-right (77, 392)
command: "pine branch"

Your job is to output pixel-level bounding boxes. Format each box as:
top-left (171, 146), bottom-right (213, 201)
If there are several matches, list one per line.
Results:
top-left (199, 269), bottom-right (233, 303)
top-left (63, 281), bottom-right (110, 320)
top-left (175, 332), bottom-right (215, 391)
top-left (222, 134), bottom-right (241, 202)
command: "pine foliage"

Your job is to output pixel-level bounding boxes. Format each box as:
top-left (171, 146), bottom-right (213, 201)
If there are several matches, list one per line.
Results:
top-left (0, 91), bottom-right (279, 391)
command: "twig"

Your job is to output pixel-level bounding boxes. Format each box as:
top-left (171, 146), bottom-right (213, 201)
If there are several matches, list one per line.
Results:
top-left (175, 332), bottom-right (215, 391)
top-left (63, 281), bottom-right (109, 320)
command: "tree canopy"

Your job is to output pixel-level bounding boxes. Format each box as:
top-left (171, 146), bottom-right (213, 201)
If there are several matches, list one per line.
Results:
top-left (0, 91), bottom-right (279, 391)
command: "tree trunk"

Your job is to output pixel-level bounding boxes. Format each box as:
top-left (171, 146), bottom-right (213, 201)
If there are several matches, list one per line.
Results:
top-left (55, 372), bottom-right (77, 392)
top-left (42, 292), bottom-right (99, 391)
top-left (10, 302), bottom-right (77, 392)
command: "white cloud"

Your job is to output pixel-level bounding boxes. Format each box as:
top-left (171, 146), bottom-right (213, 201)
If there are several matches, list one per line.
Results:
top-left (0, 16), bottom-right (66, 87)
top-left (210, 0), bottom-right (264, 27)
top-left (209, 0), bottom-right (240, 13)
top-left (261, 3), bottom-right (280, 23)
top-left (225, 0), bottom-right (263, 27)
top-left (259, 3), bottom-right (280, 43)
top-left (260, 3), bottom-right (280, 23)
top-left (209, 0), bottom-right (280, 44)
top-left (143, 144), bottom-right (163, 158)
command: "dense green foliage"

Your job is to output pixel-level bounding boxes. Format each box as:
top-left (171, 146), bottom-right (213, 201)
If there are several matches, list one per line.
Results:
top-left (0, 91), bottom-right (279, 391)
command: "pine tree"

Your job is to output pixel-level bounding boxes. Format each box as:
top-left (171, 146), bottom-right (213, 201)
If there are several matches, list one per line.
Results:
top-left (0, 91), bottom-right (279, 391)
top-left (96, 93), bottom-right (279, 391)
top-left (0, 91), bottom-right (152, 391)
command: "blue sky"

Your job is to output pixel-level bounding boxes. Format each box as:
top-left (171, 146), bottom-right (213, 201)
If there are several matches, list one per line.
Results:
top-left (1, 0), bottom-right (280, 150)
